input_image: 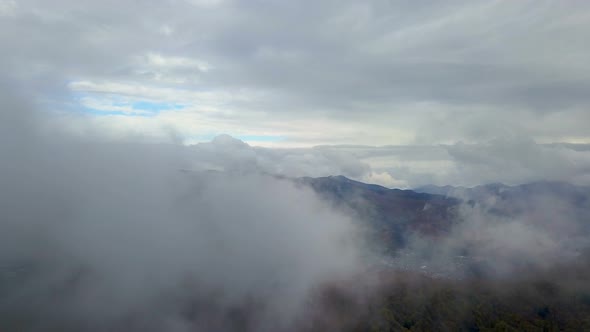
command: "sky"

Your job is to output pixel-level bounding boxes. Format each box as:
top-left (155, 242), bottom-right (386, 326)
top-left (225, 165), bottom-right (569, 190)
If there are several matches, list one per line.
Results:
top-left (1, 0), bottom-right (590, 187)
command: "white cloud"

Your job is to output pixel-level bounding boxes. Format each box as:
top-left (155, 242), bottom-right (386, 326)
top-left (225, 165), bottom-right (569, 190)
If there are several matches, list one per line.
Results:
top-left (444, 137), bottom-right (590, 186)
top-left (0, 94), bottom-right (362, 330)
top-left (158, 24), bottom-right (174, 36)
top-left (4, 0), bottom-right (585, 147)
top-left (0, 0), bottom-right (16, 17)
top-left (186, 0), bottom-right (224, 7)
top-left (4, 0), bottom-right (590, 187)
top-left (140, 52), bottom-right (212, 72)
top-left (362, 171), bottom-right (409, 189)
top-left (45, 105), bottom-right (590, 188)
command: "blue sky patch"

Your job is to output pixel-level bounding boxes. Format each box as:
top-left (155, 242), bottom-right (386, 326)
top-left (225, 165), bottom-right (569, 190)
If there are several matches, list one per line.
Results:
top-left (74, 93), bottom-right (185, 117)
top-left (131, 101), bottom-right (185, 112)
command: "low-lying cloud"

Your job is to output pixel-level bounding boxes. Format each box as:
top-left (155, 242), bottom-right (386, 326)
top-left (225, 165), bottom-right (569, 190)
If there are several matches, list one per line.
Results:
top-left (0, 92), bottom-right (363, 331)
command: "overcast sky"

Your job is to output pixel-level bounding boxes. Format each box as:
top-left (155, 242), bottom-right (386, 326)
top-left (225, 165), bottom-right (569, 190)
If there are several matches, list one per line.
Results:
top-left (2, 0), bottom-right (590, 186)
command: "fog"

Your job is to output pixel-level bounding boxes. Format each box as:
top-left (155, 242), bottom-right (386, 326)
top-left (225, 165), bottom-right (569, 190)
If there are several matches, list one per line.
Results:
top-left (1, 87), bottom-right (589, 331)
top-left (0, 91), bottom-right (363, 331)
top-left (399, 183), bottom-right (590, 279)
top-left (2, 1), bottom-right (590, 329)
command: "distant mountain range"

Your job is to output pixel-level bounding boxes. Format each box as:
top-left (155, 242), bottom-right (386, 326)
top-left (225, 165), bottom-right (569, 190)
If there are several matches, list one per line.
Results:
top-left (299, 176), bottom-right (590, 250)
top-left (184, 170), bottom-right (590, 275)
top-left (415, 180), bottom-right (590, 225)
top-left (415, 181), bottom-right (590, 203)
top-left (297, 175), bottom-right (460, 249)
top-left (299, 176), bottom-right (590, 278)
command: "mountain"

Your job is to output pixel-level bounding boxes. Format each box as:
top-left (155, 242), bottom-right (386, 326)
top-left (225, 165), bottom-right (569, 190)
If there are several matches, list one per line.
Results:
top-left (415, 181), bottom-right (590, 221)
top-left (298, 177), bottom-right (590, 250)
top-left (299, 176), bottom-right (590, 279)
top-left (415, 181), bottom-right (590, 202)
top-left (297, 175), bottom-right (461, 249)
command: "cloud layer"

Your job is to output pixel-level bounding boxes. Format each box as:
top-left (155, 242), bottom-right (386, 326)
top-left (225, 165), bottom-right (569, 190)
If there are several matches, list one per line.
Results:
top-left (0, 92), bottom-right (362, 331)
top-left (181, 136), bottom-right (590, 188)
top-left (1, 0), bottom-right (590, 146)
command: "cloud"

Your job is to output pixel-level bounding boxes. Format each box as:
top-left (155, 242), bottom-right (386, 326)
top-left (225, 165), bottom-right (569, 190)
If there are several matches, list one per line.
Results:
top-left (444, 137), bottom-right (590, 186)
top-left (400, 181), bottom-right (590, 279)
top-left (33, 103), bottom-right (590, 188)
top-left (0, 91), bottom-right (363, 331)
top-left (186, 134), bottom-right (371, 179)
top-left (2, 1), bottom-right (590, 329)
top-left (306, 139), bottom-right (590, 188)
top-left (0, 0), bottom-right (16, 17)
top-left (1, 1), bottom-right (590, 146)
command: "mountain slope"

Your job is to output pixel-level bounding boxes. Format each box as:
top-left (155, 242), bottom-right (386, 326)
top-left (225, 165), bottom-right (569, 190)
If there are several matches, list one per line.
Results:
top-left (297, 175), bottom-right (460, 249)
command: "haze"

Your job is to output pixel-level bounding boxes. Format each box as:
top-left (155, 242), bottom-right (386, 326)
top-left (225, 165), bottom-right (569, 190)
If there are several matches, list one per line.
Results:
top-left (1, 1), bottom-right (590, 331)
